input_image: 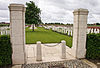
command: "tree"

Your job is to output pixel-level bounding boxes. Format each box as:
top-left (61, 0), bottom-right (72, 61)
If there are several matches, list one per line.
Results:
top-left (96, 23), bottom-right (100, 25)
top-left (25, 1), bottom-right (42, 31)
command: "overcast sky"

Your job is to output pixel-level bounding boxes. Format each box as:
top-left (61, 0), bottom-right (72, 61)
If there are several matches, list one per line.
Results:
top-left (0, 0), bottom-right (100, 24)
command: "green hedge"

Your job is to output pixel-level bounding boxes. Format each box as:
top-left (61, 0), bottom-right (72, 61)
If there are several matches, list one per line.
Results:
top-left (0, 35), bottom-right (12, 66)
top-left (86, 33), bottom-right (100, 60)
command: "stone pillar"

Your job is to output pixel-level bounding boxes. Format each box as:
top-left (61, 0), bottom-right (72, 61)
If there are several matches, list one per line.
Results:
top-left (61, 40), bottom-right (66, 59)
top-left (36, 41), bottom-right (42, 61)
top-left (9, 4), bottom-right (26, 64)
top-left (72, 8), bottom-right (89, 58)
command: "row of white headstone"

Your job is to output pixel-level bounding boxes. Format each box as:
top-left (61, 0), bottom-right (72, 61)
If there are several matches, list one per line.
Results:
top-left (0, 27), bottom-right (10, 35)
top-left (29, 24), bottom-right (37, 29)
top-left (43, 25), bottom-right (73, 36)
top-left (43, 25), bottom-right (100, 35)
top-left (0, 30), bottom-right (10, 35)
top-left (87, 28), bottom-right (100, 34)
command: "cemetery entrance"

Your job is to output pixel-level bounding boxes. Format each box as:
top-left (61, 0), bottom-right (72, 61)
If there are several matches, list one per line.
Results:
top-left (8, 3), bottom-right (93, 68)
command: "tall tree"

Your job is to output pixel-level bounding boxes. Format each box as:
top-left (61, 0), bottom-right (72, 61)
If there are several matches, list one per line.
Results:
top-left (25, 1), bottom-right (42, 31)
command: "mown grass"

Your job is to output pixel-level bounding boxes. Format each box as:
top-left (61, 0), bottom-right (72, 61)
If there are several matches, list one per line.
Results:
top-left (0, 24), bottom-right (9, 27)
top-left (25, 27), bottom-right (72, 47)
top-left (88, 25), bottom-right (100, 27)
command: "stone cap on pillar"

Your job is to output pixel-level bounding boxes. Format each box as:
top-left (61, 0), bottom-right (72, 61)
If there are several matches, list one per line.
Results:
top-left (8, 4), bottom-right (26, 12)
top-left (73, 8), bottom-right (89, 15)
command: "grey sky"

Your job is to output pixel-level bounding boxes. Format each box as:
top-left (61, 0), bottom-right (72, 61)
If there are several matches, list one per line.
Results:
top-left (0, 0), bottom-right (100, 24)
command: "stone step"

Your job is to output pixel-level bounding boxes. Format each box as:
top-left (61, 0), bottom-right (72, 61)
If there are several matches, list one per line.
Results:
top-left (22, 60), bottom-right (92, 68)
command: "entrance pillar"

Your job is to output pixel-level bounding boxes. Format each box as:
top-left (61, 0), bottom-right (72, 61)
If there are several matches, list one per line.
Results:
top-left (72, 8), bottom-right (89, 58)
top-left (9, 4), bottom-right (26, 64)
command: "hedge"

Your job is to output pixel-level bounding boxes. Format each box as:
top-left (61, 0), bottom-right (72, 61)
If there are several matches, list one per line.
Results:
top-left (86, 33), bottom-right (100, 60)
top-left (0, 35), bottom-right (12, 66)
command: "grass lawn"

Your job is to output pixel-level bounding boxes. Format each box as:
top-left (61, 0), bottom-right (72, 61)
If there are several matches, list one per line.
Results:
top-left (26, 27), bottom-right (72, 47)
top-left (0, 24), bottom-right (9, 27)
top-left (88, 25), bottom-right (100, 27)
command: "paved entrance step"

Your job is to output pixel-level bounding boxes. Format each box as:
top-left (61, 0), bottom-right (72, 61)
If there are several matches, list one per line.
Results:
top-left (22, 60), bottom-right (92, 68)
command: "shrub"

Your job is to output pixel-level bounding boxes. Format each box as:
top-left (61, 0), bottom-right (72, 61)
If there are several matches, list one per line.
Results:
top-left (86, 33), bottom-right (100, 60)
top-left (0, 35), bottom-right (12, 66)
